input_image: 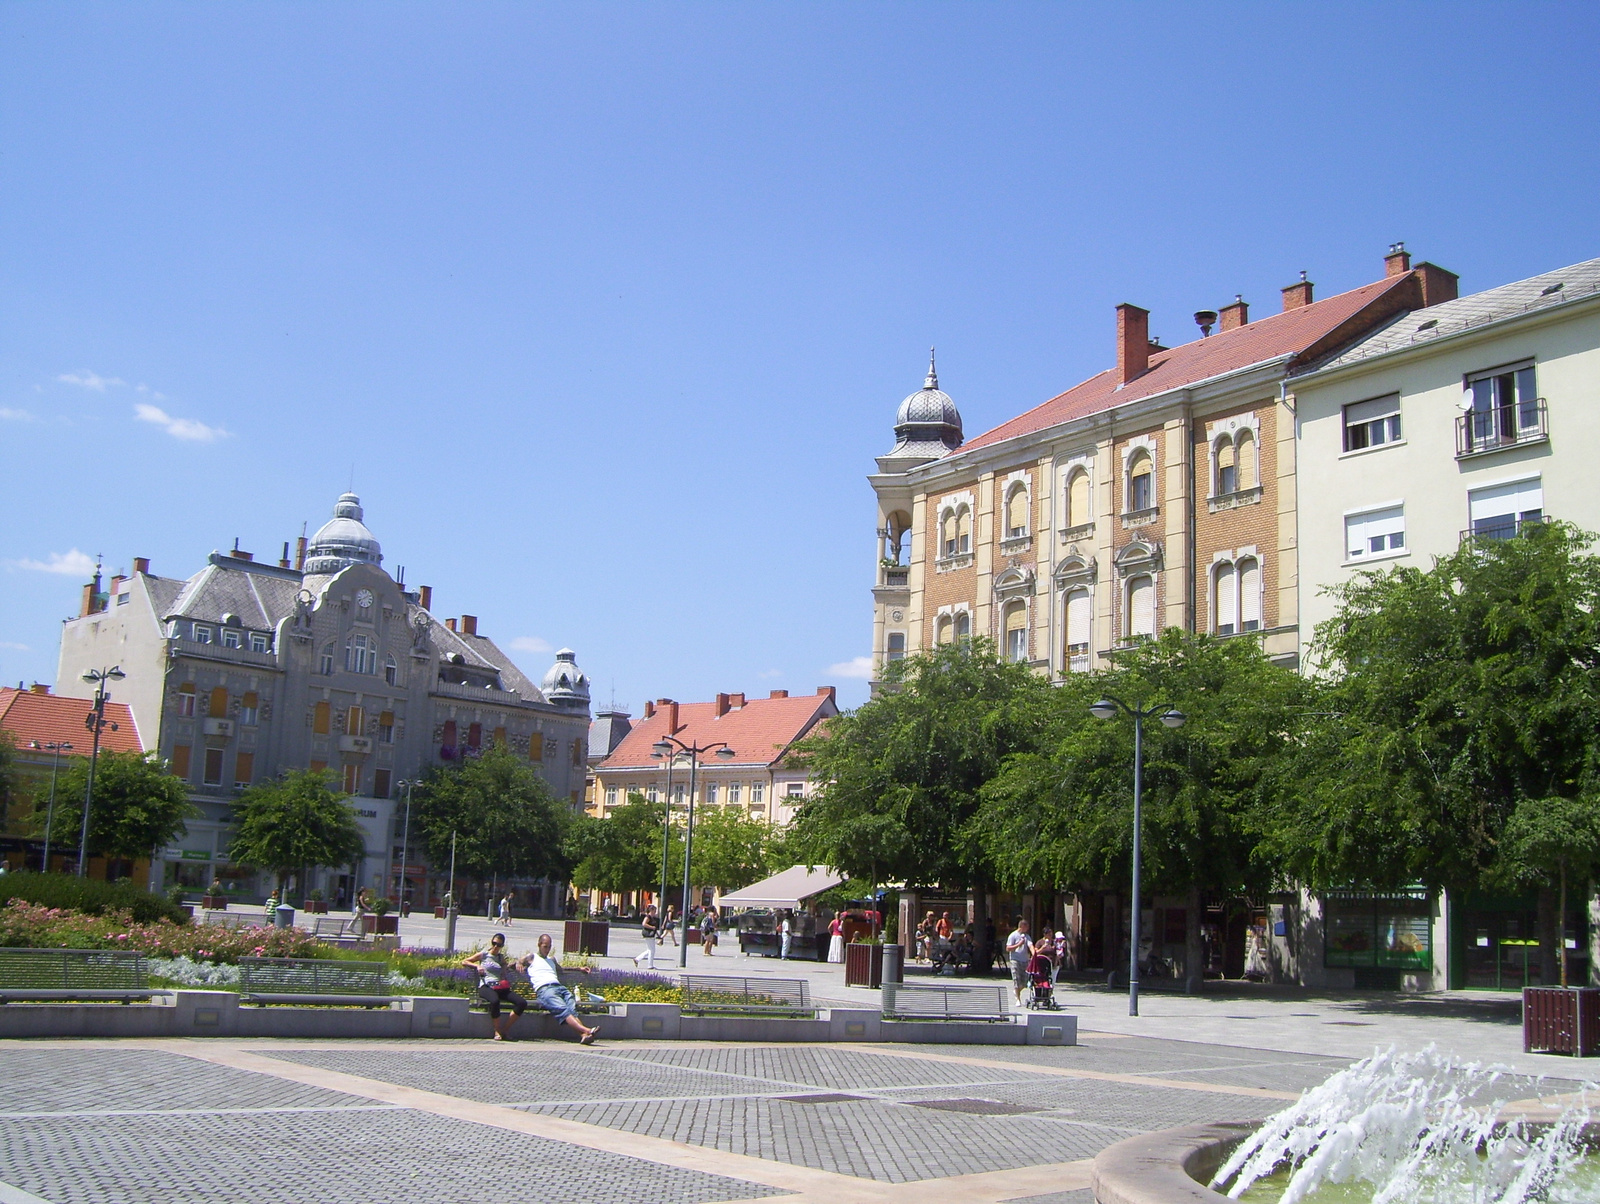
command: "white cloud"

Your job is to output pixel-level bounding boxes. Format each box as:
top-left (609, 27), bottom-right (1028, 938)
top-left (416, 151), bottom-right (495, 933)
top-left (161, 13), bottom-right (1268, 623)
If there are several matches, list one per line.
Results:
top-left (11, 548), bottom-right (97, 576)
top-left (134, 383), bottom-right (167, 400)
top-left (758, 668), bottom-right (784, 679)
top-left (135, 403), bottom-right (227, 442)
top-left (0, 641), bottom-right (29, 652)
top-left (0, 407), bottom-right (33, 421)
top-left (826, 656), bottom-right (876, 680)
top-left (57, 370), bottom-right (125, 392)
top-left (509, 636), bottom-right (553, 653)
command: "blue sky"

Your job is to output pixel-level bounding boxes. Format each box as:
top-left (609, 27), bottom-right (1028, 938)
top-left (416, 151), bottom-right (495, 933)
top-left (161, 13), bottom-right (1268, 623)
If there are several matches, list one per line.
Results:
top-left (3, 3), bottom-right (1598, 714)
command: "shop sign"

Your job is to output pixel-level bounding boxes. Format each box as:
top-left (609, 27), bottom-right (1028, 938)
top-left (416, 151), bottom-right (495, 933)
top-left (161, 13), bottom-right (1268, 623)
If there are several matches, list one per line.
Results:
top-left (181, 850), bottom-right (211, 861)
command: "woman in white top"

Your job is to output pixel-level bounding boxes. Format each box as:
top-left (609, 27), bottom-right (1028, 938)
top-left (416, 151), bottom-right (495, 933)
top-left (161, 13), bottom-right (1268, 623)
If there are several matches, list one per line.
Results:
top-left (462, 932), bottom-right (526, 1040)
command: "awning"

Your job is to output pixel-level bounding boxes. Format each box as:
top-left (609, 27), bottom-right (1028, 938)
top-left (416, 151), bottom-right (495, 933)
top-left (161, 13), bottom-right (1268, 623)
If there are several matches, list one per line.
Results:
top-left (718, 865), bottom-right (845, 909)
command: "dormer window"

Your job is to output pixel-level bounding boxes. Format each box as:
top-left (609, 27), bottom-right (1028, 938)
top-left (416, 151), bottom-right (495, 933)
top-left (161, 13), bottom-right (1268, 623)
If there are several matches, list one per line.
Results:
top-left (193, 625), bottom-right (212, 645)
top-left (222, 629), bottom-right (241, 649)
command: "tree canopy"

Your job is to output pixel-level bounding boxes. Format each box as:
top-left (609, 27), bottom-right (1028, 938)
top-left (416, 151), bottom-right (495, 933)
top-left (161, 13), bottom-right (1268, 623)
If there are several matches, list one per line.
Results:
top-left (227, 769), bottom-right (367, 893)
top-left (57, 749), bottom-right (195, 864)
top-left (690, 804), bottom-right (772, 892)
top-left (568, 794), bottom-right (678, 896)
top-left (409, 745), bottom-right (571, 884)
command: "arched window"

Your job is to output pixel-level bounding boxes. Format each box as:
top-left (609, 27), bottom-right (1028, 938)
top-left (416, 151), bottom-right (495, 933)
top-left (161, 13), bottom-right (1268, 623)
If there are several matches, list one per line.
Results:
top-left (441, 719), bottom-right (457, 752)
top-left (1005, 486), bottom-right (1029, 539)
top-left (1128, 452), bottom-right (1153, 512)
top-left (1065, 589), bottom-right (1091, 671)
top-left (177, 682), bottom-right (196, 718)
top-left (1239, 557), bottom-right (1261, 632)
top-left (385, 656), bottom-right (398, 686)
top-left (320, 643), bottom-right (335, 675)
top-left (940, 510), bottom-right (957, 557)
top-left (1127, 575), bottom-right (1155, 638)
top-left (345, 634), bottom-right (375, 674)
top-left (1236, 430), bottom-right (1257, 491)
top-left (955, 507), bottom-right (972, 554)
top-left (954, 611), bottom-right (971, 645)
top-left (1004, 602), bottom-right (1028, 662)
top-left (1213, 562), bottom-right (1238, 635)
top-left (885, 511), bottom-right (912, 564)
top-left (313, 700), bottom-right (331, 735)
top-left (208, 686), bottom-right (229, 718)
top-left (886, 632), bottom-right (906, 662)
top-left (1066, 470), bottom-right (1091, 528)
top-left (1216, 438), bottom-right (1237, 496)
top-left (935, 615), bottom-right (953, 645)
top-left (467, 722), bottom-right (482, 750)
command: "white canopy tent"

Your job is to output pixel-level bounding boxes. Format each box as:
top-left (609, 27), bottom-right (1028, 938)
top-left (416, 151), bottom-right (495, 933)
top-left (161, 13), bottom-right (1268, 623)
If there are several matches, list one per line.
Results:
top-left (717, 865), bottom-right (845, 909)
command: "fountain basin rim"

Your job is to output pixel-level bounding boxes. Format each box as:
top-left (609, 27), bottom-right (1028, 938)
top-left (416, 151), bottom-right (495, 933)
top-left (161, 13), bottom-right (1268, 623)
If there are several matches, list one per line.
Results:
top-left (1090, 1120), bottom-right (1258, 1204)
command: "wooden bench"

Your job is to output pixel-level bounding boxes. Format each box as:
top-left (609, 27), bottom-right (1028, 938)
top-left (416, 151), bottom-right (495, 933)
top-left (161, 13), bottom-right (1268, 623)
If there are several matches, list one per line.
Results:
top-left (881, 980), bottom-right (1011, 1022)
top-left (680, 974), bottom-right (812, 1016)
top-left (238, 957), bottom-right (392, 1006)
top-left (0, 948), bottom-right (155, 1004)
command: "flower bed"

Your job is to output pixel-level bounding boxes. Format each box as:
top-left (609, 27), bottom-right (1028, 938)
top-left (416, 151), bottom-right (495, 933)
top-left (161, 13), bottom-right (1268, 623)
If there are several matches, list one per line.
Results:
top-left (0, 900), bottom-right (320, 962)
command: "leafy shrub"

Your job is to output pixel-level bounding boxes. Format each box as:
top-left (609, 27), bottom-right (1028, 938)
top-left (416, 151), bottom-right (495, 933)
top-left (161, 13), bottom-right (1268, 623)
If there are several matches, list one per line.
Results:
top-left (1, 873), bottom-right (189, 925)
top-left (0, 900), bottom-right (318, 961)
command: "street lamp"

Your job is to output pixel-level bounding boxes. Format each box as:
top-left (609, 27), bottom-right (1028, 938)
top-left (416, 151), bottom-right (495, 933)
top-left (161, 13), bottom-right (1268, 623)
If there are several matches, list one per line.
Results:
top-left (1089, 695), bottom-right (1185, 1016)
top-left (651, 735), bottom-right (736, 966)
top-left (28, 740), bottom-right (73, 873)
top-left (78, 666), bottom-right (126, 878)
top-left (395, 778), bottom-right (418, 913)
top-left (649, 748), bottom-right (683, 920)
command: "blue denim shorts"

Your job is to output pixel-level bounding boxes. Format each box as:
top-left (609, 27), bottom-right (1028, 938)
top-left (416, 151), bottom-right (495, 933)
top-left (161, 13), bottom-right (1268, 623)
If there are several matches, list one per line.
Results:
top-left (536, 983), bottom-right (577, 1022)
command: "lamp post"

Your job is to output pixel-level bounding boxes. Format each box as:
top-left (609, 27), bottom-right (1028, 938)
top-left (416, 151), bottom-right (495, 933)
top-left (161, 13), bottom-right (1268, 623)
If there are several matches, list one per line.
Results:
top-left (395, 778), bottom-right (418, 913)
top-left (651, 735), bottom-right (736, 966)
top-left (28, 740), bottom-right (73, 873)
top-left (78, 666), bottom-right (126, 878)
top-left (649, 749), bottom-right (681, 917)
top-left (444, 828), bottom-right (459, 954)
top-left (1089, 695), bottom-right (1185, 1017)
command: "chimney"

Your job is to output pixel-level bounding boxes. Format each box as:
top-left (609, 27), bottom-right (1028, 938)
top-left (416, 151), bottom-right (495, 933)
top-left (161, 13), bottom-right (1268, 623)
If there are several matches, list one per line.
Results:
top-left (418, 585), bottom-right (433, 611)
top-left (1194, 310), bottom-right (1218, 338)
top-left (1413, 261), bottom-right (1459, 307)
top-left (460, 615), bottom-right (478, 637)
top-left (109, 575), bottom-right (126, 599)
top-left (132, 557), bottom-right (150, 576)
top-left (229, 538), bottom-right (252, 561)
top-left (278, 542), bottom-right (291, 569)
top-left (729, 692), bottom-right (745, 708)
top-left (769, 689), bottom-right (789, 699)
top-left (445, 618), bottom-right (457, 632)
top-left (29, 683), bottom-right (50, 695)
top-left (715, 692), bottom-right (731, 717)
top-left (1116, 303), bottom-right (1150, 385)
top-left (294, 533), bottom-right (308, 571)
top-left (1219, 295), bottom-right (1249, 331)
top-left (644, 700), bottom-right (655, 718)
top-left (817, 686), bottom-right (836, 703)
top-left (79, 583), bottom-right (96, 617)
top-left (1384, 242), bottom-right (1411, 277)
top-left (1281, 272), bottom-right (1314, 311)
top-left (662, 700), bottom-right (679, 732)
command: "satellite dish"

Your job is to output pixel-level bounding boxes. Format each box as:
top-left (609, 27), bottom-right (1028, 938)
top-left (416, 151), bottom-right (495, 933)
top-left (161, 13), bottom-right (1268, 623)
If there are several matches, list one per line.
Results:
top-left (1458, 389), bottom-right (1476, 413)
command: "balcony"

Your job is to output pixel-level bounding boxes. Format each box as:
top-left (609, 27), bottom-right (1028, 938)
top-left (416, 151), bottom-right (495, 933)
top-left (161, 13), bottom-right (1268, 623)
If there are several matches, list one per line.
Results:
top-left (1460, 516), bottom-right (1543, 545)
top-left (1456, 399), bottom-right (1548, 458)
top-left (339, 734), bottom-right (374, 755)
top-left (202, 718), bottom-right (234, 739)
top-left (168, 636), bottom-right (279, 669)
top-left (881, 566), bottom-right (908, 588)
top-left (431, 679), bottom-right (524, 704)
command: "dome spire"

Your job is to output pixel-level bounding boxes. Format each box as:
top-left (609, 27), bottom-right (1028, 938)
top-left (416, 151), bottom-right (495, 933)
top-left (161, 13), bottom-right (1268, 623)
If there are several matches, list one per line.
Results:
top-left (925, 347), bottom-right (938, 390)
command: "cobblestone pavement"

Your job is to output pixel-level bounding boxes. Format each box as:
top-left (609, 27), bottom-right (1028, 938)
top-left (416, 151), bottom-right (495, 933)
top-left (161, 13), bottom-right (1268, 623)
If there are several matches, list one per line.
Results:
top-left (0, 1036), bottom-right (1586, 1204)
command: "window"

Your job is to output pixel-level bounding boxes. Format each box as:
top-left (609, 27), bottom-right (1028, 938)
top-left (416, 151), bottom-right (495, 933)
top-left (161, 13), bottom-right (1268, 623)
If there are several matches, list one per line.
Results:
top-left (1469, 478), bottom-right (1543, 541)
top-left (1066, 469), bottom-right (1091, 528)
top-left (203, 748), bottom-right (224, 786)
top-left (222, 628), bottom-right (242, 649)
top-left (249, 632), bottom-right (270, 653)
top-left (313, 700), bottom-right (331, 735)
top-left (1216, 439), bottom-right (1237, 496)
top-left (1463, 364), bottom-right (1540, 452)
top-left (170, 744), bottom-right (192, 779)
top-left (1128, 452), bottom-right (1153, 512)
top-left (378, 711), bottom-right (394, 743)
top-left (751, 782), bottom-right (765, 804)
top-left (605, 786), bottom-right (618, 808)
top-left (645, 785), bottom-right (659, 803)
top-left (956, 508), bottom-right (971, 553)
top-left (1004, 485), bottom-right (1029, 539)
top-left (528, 732), bottom-right (544, 761)
top-left (1065, 589), bottom-right (1091, 671)
top-left (673, 784), bottom-right (686, 805)
top-left (345, 634), bottom-right (375, 674)
top-left (706, 783), bottom-right (719, 804)
top-left (177, 684), bottom-right (195, 718)
top-left (1346, 506), bottom-right (1405, 560)
top-left (1213, 559), bottom-right (1262, 634)
top-left (936, 616), bottom-right (953, 645)
top-left (1004, 602), bottom-right (1028, 662)
top-left (1127, 575), bottom-right (1155, 638)
top-left (233, 752), bottom-right (254, 788)
top-left (343, 764), bottom-right (361, 794)
top-left (239, 691), bottom-right (259, 725)
top-left (940, 509), bottom-right (957, 557)
top-left (1239, 558), bottom-right (1261, 632)
top-left (728, 782), bottom-right (742, 804)
top-left (208, 687), bottom-right (229, 718)
top-left (309, 760), bottom-right (327, 776)
top-left (193, 625), bottom-right (212, 645)
top-left (886, 632), bottom-right (906, 662)
top-left (787, 782), bottom-right (804, 798)
top-left (1214, 562), bottom-right (1237, 635)
top-left (384, 657), bottom-right (398, 686)
top-left (347, 705), bottom-right (365, 737)
top-left (955, 612), bottom-right (971, 646)
top-left (1343, 394), bottom-right (1402, 452)
top-left (373, 768), bottom-right (391, 799)
top-left (1237, 430), bottom-right (1257, 490)
top-left (320, 644), bottom-right (335, 675)
top-left (116, 591), bottom-right (129, 606)
top-left (441, 720), bottom-right (457, 752)
top-left (466, 722), bottom-right (482, 750)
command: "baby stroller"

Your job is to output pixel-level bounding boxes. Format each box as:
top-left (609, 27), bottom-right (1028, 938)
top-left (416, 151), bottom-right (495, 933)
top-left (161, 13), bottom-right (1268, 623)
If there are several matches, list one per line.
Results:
top-left (1025, 948), bottom-right (1059, 1009)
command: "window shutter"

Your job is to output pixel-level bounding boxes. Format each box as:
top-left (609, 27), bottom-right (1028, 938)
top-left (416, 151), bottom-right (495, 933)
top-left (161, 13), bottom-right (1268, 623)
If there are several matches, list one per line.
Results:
top-left (1236, 430), bottom-right (1256, 490)
top-left (1068, 471), bottom-right (1091, 527)
top-left (348, 706), bottom-right (364, 735)
top-left (1006, 488), bottom-right (1027, 535)
top-left (234, 751), bottom-right (254, 786)
top-left (313, 701), bottom-right (330, 735)
top-left (442, 719), bottom-right (457, 748)
top-left (1239, 559), bottom-right (1261, 629)
top-left (379, 710), bottom-right (394, 727)
top-left (1129, 576), bottom-right (1155, 636)
top-left (242, 691), bottom-right (258, 710)
top-left (494, 726), bottom-right (507, 749)
top-left (1214, 564), bottom-right (1237, 633)
top-left (209, 687), bottom-right (229, 717)
top-left (528, 732), bottom-right (543, 761)
top-left (170, 745), bottom-right (191, 779)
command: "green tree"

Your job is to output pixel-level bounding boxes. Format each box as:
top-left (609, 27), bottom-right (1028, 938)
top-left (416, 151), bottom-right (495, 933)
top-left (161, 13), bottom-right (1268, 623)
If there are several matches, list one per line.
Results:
top-left (569, 794), bottom-right (681, 897)
top-left (1500, 796), bottom-right (1600, 987)
top-left (690, 805), bottom-right (771, 892)
top-left (788, 639), bottom-right (1049, 963)
top-left (227, 770), bottom-right (367, 896)
top-left (410, 745), bottom-right (571, 890)
top-left (58, 749), bottom-right (195, 866)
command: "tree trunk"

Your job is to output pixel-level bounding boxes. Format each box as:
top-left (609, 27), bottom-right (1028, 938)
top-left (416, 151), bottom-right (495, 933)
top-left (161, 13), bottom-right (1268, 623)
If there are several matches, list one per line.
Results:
top-left (1185, 884), bottom-right (1205, 994)
top-left (970, 883), bottom-right (991, 974)
top-left (1537, 885), bottom-right (1560, 986)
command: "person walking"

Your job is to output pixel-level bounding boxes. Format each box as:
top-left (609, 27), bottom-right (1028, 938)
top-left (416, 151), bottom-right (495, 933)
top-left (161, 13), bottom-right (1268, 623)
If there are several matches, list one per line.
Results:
top-left (918, 911), bottom-right (937, 963)
top-left (463, 932), bottom-right (526, 1041)
top-left (1051, 931), bottom-right (1067, 983)
top-left (700, 906), bottom-right (718, 956)
top-left (635, 905), bottom-right (661, 968)
top-left (826, 914), bottom-right (845, 964)
top-left (662, 904), bottom-right (679, 945)
top-left (1005, 918), bottom-right (1035, 1006)
top-left (520, 933), bottom-right (599, 1045)
top-left (498, 893), bottom-right (514, 925)
top-left (779, 911), bottom-right (793, 960)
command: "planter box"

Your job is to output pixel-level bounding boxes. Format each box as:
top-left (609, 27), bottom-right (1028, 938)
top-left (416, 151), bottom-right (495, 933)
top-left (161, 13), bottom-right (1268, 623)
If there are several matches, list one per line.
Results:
top-left (303, 901), bottom-right (328, 914)
top-left (845, 942), bottom-right (884, 988)
top-left (201, 896), bottom-right (227, 910)
top-left (361, 915), bottom-right (399, 935)
top-left (434, 907), bottom-right (447, 919)
top-left (1524, 986), bottom-right (1600, 1056)
top-left (563, 920), bottom-right (610, 956)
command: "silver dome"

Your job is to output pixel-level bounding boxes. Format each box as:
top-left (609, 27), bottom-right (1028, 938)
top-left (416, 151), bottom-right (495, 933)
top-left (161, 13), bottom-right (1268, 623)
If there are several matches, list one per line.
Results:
top-left (878, 350), bottom-right (963, 472)
top-left (541, 648), bottom-right (590, 707)
top-left (303, 492), bottom-right (383, 575)
top-left (895, 359), bottom-right (962, 432)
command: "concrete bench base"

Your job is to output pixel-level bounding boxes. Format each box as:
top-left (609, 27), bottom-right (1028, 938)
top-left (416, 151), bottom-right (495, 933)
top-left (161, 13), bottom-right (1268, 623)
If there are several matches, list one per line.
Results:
top-left (0, 990), bottom-right (158, 1004)
top-left (0, 994), bottom-right (1076, 1046)
top-left (242, 994), bottom-right (397, 1007)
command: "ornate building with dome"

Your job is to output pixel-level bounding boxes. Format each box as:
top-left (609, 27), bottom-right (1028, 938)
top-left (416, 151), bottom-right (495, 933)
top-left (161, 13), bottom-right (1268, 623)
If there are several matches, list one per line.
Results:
top-left (55, 491), bottom-right (591, 914)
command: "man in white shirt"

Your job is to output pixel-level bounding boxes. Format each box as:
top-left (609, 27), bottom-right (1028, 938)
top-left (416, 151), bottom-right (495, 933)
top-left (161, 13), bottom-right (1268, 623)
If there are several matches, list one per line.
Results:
top-left (1005, 919), bottom-right (1034, 1005)
top-left (779, 912), bottom-right (793, 960)
top-left (521, 933), bottom-right (600, 1044)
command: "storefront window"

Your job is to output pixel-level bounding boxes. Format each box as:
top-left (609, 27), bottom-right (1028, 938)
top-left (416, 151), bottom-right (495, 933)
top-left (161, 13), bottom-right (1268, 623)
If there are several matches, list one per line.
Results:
top-left (1323, 889), bottom-right (1432, 970)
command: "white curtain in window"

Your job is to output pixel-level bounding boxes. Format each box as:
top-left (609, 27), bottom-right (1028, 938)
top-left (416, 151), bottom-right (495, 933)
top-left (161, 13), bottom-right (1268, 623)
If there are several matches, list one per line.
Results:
top-left (1239, 559), bottom-right (1261, 630)
top-left (1128, 576), bottom-right (1155, 636)
top-left (1214, 563), bottom-right (1237, 634)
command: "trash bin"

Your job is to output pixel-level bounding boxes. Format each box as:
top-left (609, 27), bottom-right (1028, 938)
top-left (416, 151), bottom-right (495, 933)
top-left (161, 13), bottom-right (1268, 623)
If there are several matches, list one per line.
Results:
top-left (274, 904), bottom-right (295, 929)
top-left (882, 942), bottom-right (903, 984)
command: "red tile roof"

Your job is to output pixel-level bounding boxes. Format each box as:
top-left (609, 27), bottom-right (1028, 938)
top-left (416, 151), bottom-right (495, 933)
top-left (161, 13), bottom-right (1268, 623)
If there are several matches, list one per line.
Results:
top-left (0, 687), bottom-right (144, 756)
top-left (958, 274), bottom-right (1420, 456)
top-left (600, 691), bottom-right (838, 770)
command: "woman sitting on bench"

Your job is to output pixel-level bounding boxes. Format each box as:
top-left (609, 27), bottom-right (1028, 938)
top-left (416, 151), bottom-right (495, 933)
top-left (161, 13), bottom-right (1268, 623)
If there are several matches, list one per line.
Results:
top-left (462, 932), bottom-right (526, 1040)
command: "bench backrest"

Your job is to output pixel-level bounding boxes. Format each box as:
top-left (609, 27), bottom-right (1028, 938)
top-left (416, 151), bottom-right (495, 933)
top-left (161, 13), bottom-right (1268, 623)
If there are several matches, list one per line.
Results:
top-left (882, 980), bottom-right (1009, 1018)
top-left (238, 957), bottom-right (388, 995)
top-left (681, 974), bottom-right (810, 1010)
top-left (0, 947), bottom-right (147, 989)
top-left (204, 913), bottom-right (269, 931)
top-left (310, 917), bottom-right (353, 937)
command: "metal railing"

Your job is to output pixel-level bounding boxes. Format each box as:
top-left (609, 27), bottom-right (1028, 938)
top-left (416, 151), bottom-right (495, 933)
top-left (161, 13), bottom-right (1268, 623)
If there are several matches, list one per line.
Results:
top-left (1460, 517), bottom-right (1543, 545)
top-left (1456, 398), bottom-right (1548, 457)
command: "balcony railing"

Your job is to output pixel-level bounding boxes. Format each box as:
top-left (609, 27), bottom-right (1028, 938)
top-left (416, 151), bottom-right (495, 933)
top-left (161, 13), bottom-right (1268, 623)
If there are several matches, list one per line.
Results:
top-left (1456, 399), bottom-right (1548, 457)
top-left (881, 567), bottom-right (908, 587)
top-left (1460, 516), bottom-right (1543, 545)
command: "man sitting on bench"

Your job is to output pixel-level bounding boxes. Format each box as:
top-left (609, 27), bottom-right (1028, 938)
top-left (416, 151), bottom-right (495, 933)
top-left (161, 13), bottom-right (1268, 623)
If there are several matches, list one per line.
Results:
top-left (521, 933), bottom-right (600, 1045)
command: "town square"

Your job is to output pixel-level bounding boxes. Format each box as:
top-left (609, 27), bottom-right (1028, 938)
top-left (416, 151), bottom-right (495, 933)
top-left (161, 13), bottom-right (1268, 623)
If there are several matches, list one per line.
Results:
top-left (2, 5), bottom-right (1600, 1203)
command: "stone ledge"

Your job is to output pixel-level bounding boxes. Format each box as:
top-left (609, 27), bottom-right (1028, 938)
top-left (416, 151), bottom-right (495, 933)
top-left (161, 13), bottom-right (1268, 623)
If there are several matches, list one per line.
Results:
top-left (1090, 1121), bottom-right (1257, 1204)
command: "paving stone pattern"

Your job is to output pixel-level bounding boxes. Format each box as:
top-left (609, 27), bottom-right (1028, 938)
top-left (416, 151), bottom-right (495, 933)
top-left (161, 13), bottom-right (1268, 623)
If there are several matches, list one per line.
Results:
top-left (609, 1044), bottom-right (1045, 1090)
top-left (0, 1104), bottom-right (779, 1204)
top-left (1004, 1191), bottom-right (1094, 1204)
